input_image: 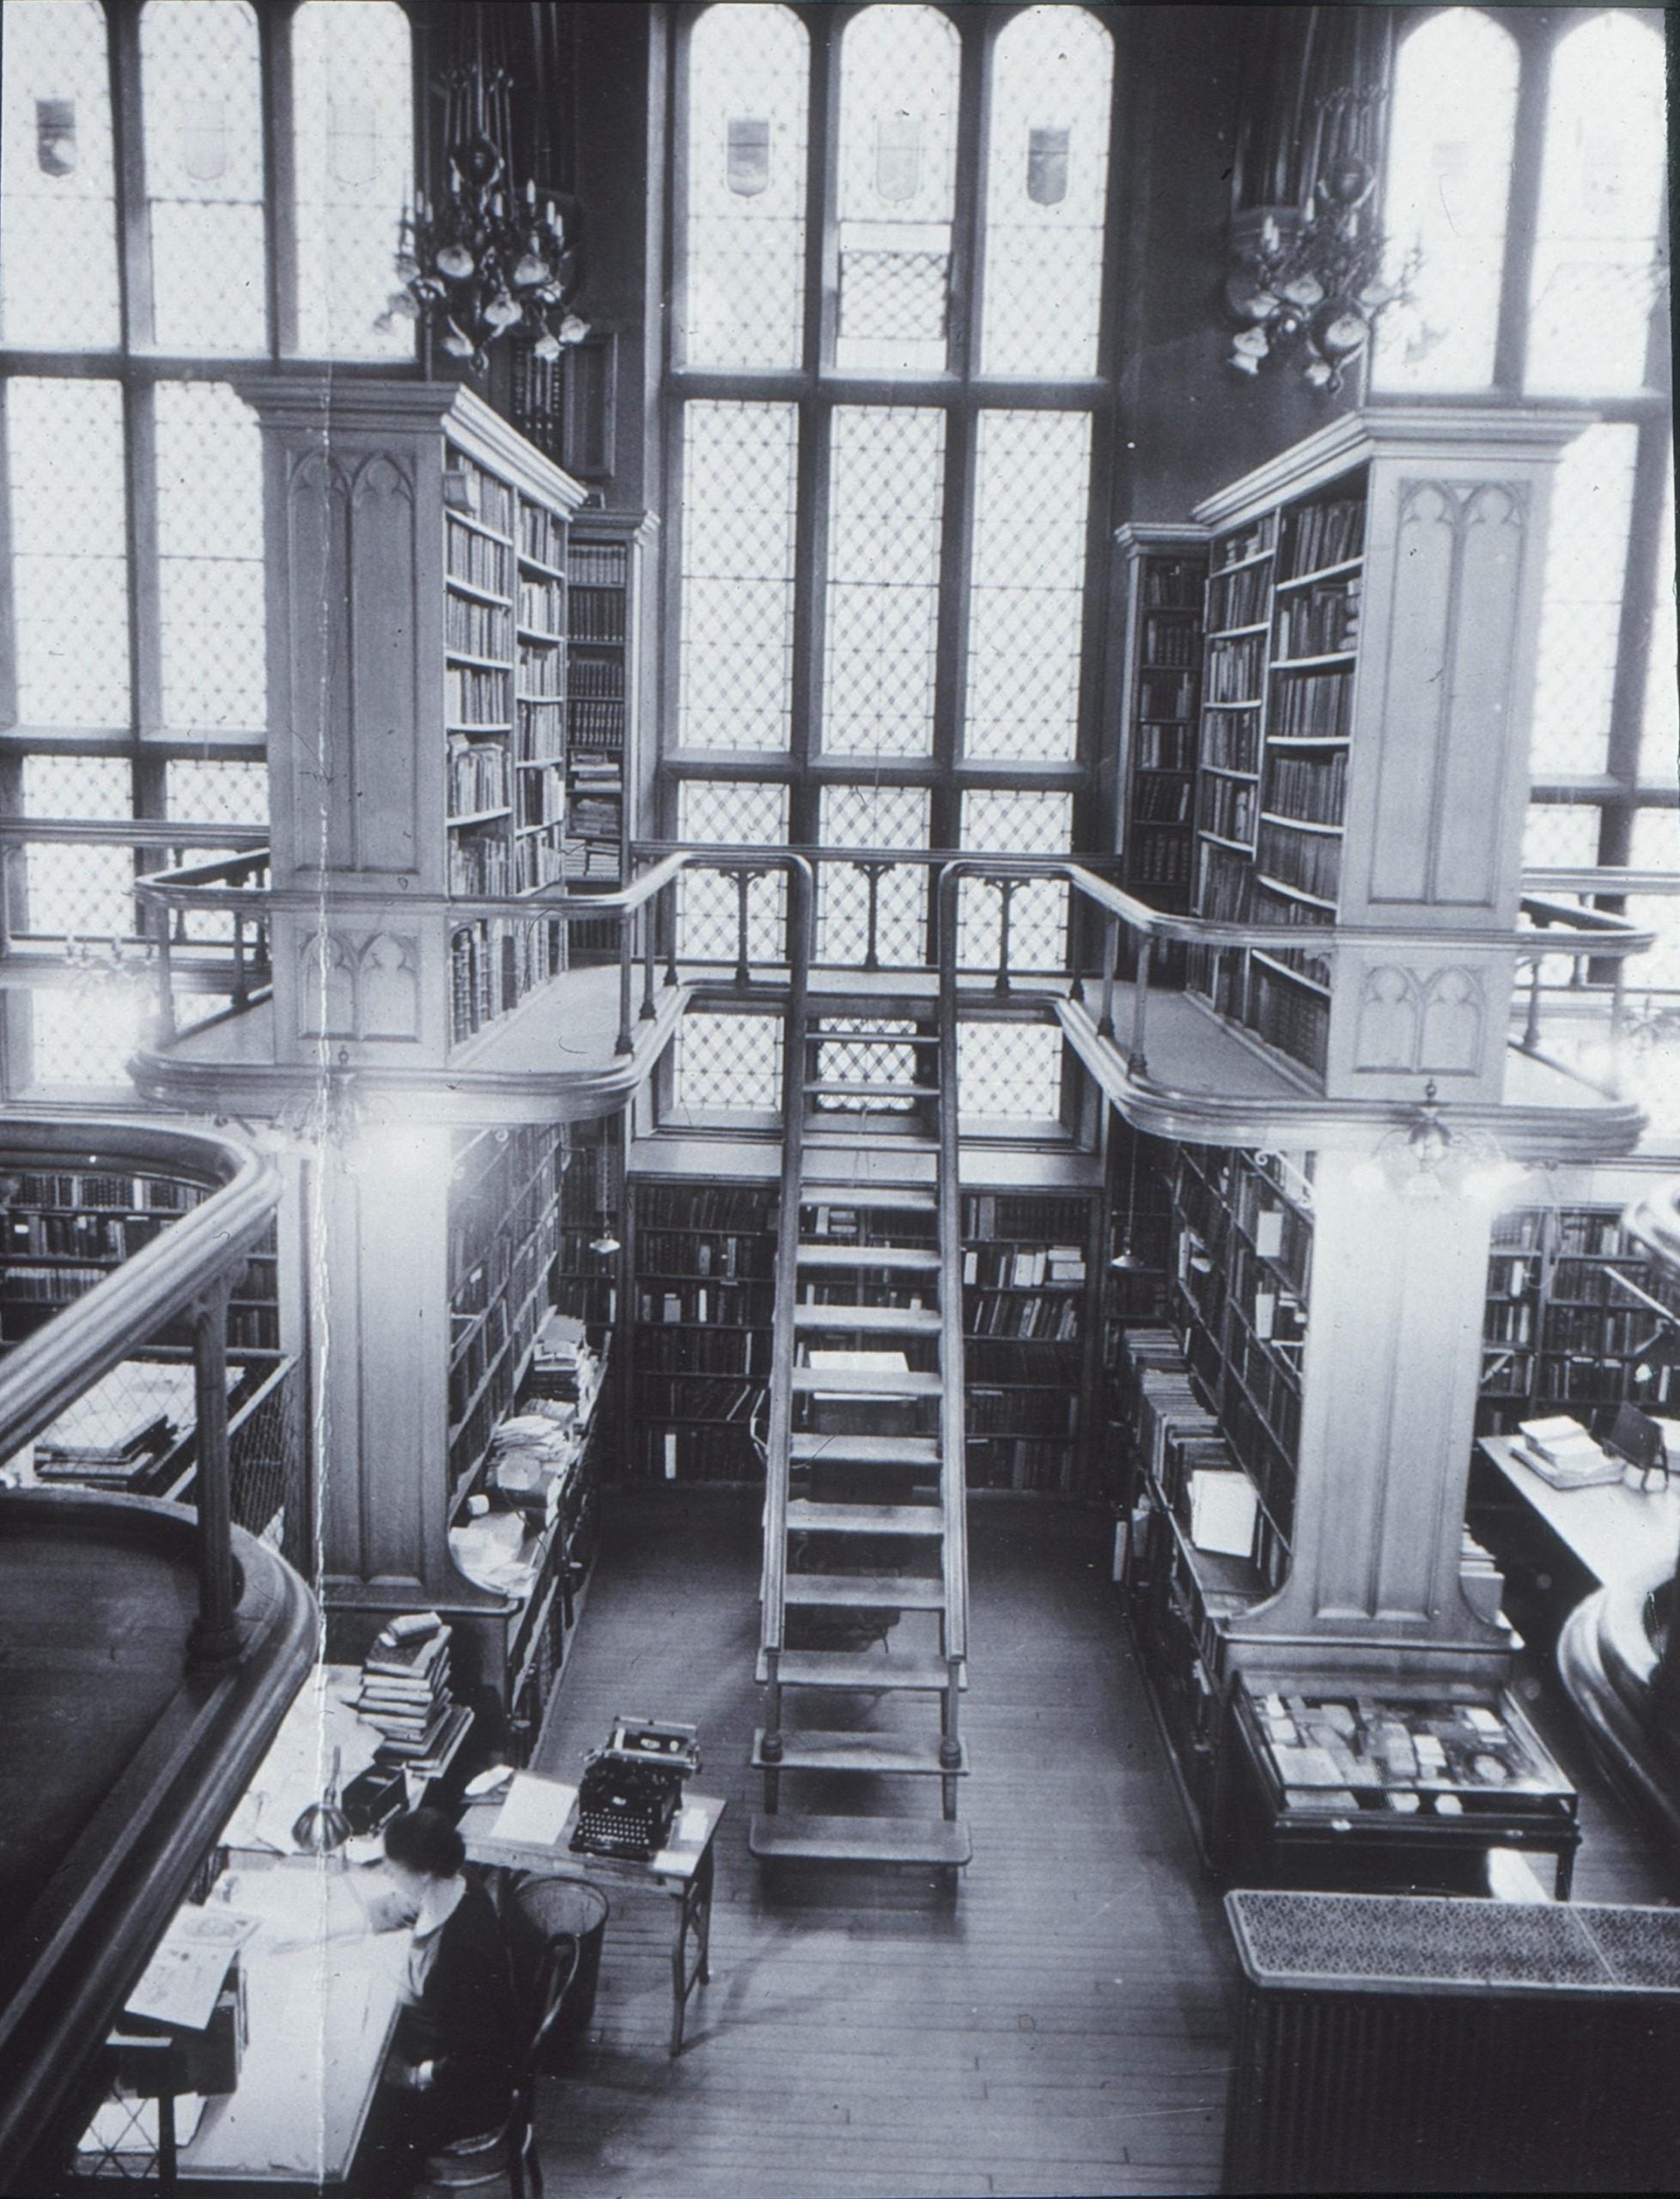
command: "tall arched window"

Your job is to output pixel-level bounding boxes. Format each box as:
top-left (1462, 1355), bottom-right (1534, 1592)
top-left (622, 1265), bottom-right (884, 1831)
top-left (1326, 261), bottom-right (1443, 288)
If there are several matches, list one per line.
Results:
top-left (981, 4), bottom-right (1114, 380)
top-left (290, 0), bottom-right (414, 359)
top-left (0, 0), bottom-right (119, 348)
top-left (680, 2), bottom-right (809, 370)
top-left (1372, 8), bottom-right (1519, 393)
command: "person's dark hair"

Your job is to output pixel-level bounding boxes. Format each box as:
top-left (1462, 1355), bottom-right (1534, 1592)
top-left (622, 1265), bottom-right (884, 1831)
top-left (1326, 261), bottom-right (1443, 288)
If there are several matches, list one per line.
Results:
top-left (383, 1806), bottom-right (466, 1879)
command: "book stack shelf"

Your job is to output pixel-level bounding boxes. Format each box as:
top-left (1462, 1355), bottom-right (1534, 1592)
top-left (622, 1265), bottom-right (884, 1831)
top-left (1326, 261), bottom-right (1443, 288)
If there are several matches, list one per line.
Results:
top-left (628, 1179), bottom-right (777, 1482)
top-left (1168, 1146), bottom-right (1312, 1589)
top-left (962, 1191), bottom-right (1102, 1496)
top-left (562, 515), bottom-right (654, 957)
top-left (0, 1166), bottom-right (280, 1357)
top-left (1116, 529), bottom-right (1208, 927)
top-left (1189, 475), bottom-right (1365, 1081)
top-left (441, 425), bottom-right (586, 1049)
top-left (1479, 1205), bottom-right (1680, 1432)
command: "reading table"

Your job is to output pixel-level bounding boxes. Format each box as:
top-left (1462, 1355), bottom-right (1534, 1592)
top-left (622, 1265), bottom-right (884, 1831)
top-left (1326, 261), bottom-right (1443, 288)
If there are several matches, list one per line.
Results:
top-left (1476, 1433), bottom-right (1680, 1591)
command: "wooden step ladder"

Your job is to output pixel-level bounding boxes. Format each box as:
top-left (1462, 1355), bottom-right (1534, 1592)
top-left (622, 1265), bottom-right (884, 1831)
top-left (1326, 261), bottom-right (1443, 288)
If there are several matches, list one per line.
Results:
top-left (750, 1003), bottom-right (971, 1877)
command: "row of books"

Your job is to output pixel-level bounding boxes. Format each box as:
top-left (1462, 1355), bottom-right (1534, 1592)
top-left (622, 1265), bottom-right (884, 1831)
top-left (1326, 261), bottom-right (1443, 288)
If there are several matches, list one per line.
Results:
top-left (520, 504), bottom-right (566, 568)
top-left (963, 1196), bottom-right (1089, 1241)
top-left (1278, 492), bottom-right (1366, 581)
top-left (570, 588), bottom-right (628, 642)
top-left (968, 1435), bottom-right (1076, 1495)
top-left (518, 575), bottom-right (564, 634)
top-left (445, 594), bottom-right (512, 658)
top-left (1244, 962), bottom-right (1331, 1074)
top-left (1129, 828), bottom-right (1196, 886)
top-left (445, 663), bottom-right (512, 728)
top-left (519, 644), bottom-right (564, 697)
top-left (1269, 666), bottom-right (1353, 741)
top-left (514, 834), bottom-right (566, 892)
top-left (1135, 722), bottom-right (1196, 772)
top-left (569, 655), bottom-right (626, 698)
top-left (1142, 612), bottom-right (1199, 668)
top-left (965, 1290), bottom-right (1080, 1342)
top-left (568, 699), bottom-right (625, 746)
top-left (445, 460), bottom-right (514, 533)
top-left (1213, 516), bottom-right (1275, 570)
top-left (516, 768), bottom-right (563, 827)
top-left (1133, 775), bottom-right (1192, 824)
top-left (1275, 578), bottom-right (1360, 661)
top-left (635, 1327), bottom-right (763, 1375)
top-left (1208, 560), bottom-right (1271, 633)
top-left (637, 1185), bottom-right (773, 1234)
top-left (966, 1383), bottom-right (1079, 1435)
top-left (6, 1171), bottom-right (201, 1214)
top-left (447, 831), bottom-right (512, 897)
top-left (1264, 749), bottom-right (1348, 826)
top-left (1139, 668), bottom-right (1197, 718)
top-left (570, 541), bottom-right (630, 588)
top-left (447, 735), bottom-right (508, 818)
top-left (1207, 632), bottom-right (1265, 704)
top-left (1201, 711), bottom-right (1260, 774)
top-left (446, 520), bottom-right (511, 595)
top-left (516, 699), bottom-right (566, 762)
top-left (638, 1281), bottom-right (761, 1325)
top-left (1256, 819), bottom-right (1341, 903)
top-left (963, 1243), bottom-right (1085, 1288)
top-left (5, 1210), bottom-right (167, 1260)
top-left (1199, 776), bottom-right (1255, 844)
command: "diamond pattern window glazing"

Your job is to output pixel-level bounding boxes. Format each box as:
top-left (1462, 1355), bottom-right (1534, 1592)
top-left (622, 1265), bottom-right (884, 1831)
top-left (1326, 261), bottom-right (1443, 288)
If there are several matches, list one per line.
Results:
top-left (1526, 13), bottom-right (1667, 398)
top-left (958, 1022), bottom-right (1063, 1121)
top-left (959, 789), bottom-right (1072, 971)
top-left (1373, 11), bottom-right (1519, 394)
top-left (5, 378), bottom-right (130, 729)
top-left (290, 1), bottom-right (413, 361)
top-left (964, 412), bottom-right (1091, 760)
top-left (677, 781), bottom-right (789, 965)
top-left (679, 401), bottom-right (799, 752)
top-left (817, 783), bottom-right (931, 967)
top-left (166, 760), bottom-right (269, 830)
top-left (815, 1017), bottom-right (922, 1112)
top-left (822, 408), bottom-right (946, 758)
top-left (140, 0), bottom-right (267, 356)
top-left (835, 6), bottom-right (959, 375)
top-left (0, 0), bottom-right (120, 349)
top-left (1640, 463), bottom-right (1677, 788)
top-left (28, 990), bottom-right (143, 1090)
top-left (1531, 424), bottom-right (1638, 778)
top-left (17, 754), bottom-right (134, 943)
top-left (155, 382), bottom-right (266, 734)
top-left (1626, 808), bottom-right (1680, 993)
top-left (673, 1011), bottom-right (783, 1115)
top-left (683, 4), bottom-right (808, 369)
top-left (980, 8), bottom-right (1113, 381)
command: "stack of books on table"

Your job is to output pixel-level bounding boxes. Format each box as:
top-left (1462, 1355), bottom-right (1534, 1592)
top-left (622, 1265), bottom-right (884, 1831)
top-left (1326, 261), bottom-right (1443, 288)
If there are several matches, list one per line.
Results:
top-left (526, 1310), bottom-right (600, 1421)
top-left (1513, 1415), bottom-right (1626, 1490)
top-left (356, 1613), bottom-right (470, 1771)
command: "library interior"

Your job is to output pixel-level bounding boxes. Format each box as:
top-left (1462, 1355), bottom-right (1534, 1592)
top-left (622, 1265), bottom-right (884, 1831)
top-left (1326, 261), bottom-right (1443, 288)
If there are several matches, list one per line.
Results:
top-left (1, 3), bottom-right (1678, 2193)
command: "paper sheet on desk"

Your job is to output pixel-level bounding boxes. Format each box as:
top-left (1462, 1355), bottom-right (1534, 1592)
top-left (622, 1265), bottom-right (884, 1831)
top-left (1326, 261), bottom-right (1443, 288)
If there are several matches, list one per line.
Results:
top-left (126, 1909), bottom-right (259, 2029)
top-left (489, 1772), bottom-right (576, 1848)
top-left (652, 1805), bottom-right (710, 1871)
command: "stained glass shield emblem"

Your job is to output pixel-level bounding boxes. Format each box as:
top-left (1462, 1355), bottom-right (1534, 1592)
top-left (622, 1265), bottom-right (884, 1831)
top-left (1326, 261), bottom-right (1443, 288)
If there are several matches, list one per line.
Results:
top-left (1027, 126), bottom-right (1068, 206)
top-left (36, 97), bottom-right (77, 177)
top-left (180, 96), bottom-right (228, 182)
top-left (328, 99), bottom-right (376, 187)
top-left (874, 113), bottom-right (922, 203)
top-left (727, 115), bottom-right (770, 196)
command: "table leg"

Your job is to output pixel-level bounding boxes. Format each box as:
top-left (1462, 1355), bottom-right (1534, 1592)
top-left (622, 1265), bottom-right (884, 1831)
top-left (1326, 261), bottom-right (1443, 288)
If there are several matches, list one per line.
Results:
top-left (1555, 1845), bottom-right (1575, 1902)
top-left (669, 1844), bottom-right (715, 2056)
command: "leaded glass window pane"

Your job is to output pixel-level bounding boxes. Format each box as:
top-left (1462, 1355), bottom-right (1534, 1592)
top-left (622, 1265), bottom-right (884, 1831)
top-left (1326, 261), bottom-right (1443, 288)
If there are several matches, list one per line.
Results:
top-left (958, 788), bottom-right (1071, 970)
top-left (1526, 13), bottom-right (1667, 397)
top-left (964, 411), bottom-right (1090, 760)
top-left (677, 780), bottom-right (789, 963)
top-left (958, 1021), bottom-right (1063, 1120)
top-left (835, 5), bottom-right (959, 375)
top-left (1372, 9), bottom-right (1518, 394)
top-left (28, 991), bottom-right (143, 1088)
top-left (1626, 807), bottom-right (1680, 992)
top-left (817, 783), bottom-right (931, 966)
top-left (290, 0), bottom-right (413, 360)
top-left (140, 0), bottom-right (267, 355)
top-left (1640, 464), bottom-right (1677, 789)
top-left (0, 0), bottom-right (120, 349)
top-left (1522, 804), bottom-right (1600, 872)
top-left (1531, 423), bottom-right (1639, 777)
top-left (679, 400), bottom-right (800, 751)
top-left (673, 1009), bottom-right (783, 1114)
top-left (166, 758), bottom-right (270, 828)
top-left (813, 1016), bottom-right (922, 1112)
top-left (822, 407), bottom-right (946, 758)
top-left (4, 377), bottom-right (130, 728)
top-left (155, 381), bottom-right (266, 734)
top-left (683, 3), bottom-right (808, 369)
top-left (980, 7), bottom-right (1113, 380)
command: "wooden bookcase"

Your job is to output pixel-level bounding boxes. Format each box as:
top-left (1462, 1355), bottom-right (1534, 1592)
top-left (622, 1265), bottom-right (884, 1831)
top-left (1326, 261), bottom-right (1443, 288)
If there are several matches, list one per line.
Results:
top-left (1168, 1145), bottom-right (1312, 1585)
top-left (563, 515), bottom-right (655, 888)
top-left (962, 1190), bottom-right (1101, 1495)
top-left (1479, 1204), bottom-right (1680, 1432)
top-left (1114, 527), bottom-right (1208, 920)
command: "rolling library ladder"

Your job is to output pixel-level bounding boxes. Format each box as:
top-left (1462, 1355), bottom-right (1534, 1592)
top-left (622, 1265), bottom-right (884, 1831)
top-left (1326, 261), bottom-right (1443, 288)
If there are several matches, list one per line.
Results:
top-left (749, 992), bottom-right (972, 1878)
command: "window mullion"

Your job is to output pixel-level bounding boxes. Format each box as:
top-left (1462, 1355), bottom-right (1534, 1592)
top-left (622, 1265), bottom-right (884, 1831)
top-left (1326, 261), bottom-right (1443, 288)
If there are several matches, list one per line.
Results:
top-left (263, 0), bottom-right (295, 359)
top-left (788, 396), bottom-right (830, 824)
top-left (1491, 23), bottom-right (1552, 396)
top-left (1601, 422), bottom-right (1673, 826)
top-left (809, 5), bottom-right (841, 377)
top-left (125, 379), bottom-right (163, 745)
top-left (109, 0), bottom-right (152, 353)
top-left (947, 9), bottom-right (989, 384)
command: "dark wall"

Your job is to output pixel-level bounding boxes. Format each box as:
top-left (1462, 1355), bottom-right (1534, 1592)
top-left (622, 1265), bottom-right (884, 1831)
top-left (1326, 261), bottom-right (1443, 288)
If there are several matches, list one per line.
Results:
top-left (1111, 5), bottom-right (1357, 529)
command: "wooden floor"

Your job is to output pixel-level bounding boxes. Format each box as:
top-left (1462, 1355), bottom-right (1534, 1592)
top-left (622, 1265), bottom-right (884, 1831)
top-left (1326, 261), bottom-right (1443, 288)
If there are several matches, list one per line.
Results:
top-left (530, 1492), bottom-right (1236, 2197)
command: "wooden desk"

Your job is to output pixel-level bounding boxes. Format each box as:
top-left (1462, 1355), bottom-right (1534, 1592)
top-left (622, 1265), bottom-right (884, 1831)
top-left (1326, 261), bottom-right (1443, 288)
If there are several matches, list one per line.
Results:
top-left (461, 1785), bottom-right (725, 2056)
top-left (172, 1861), bottom-right (405, 2188)
top-left (1477, 1435), bottom-right (1680, 1590)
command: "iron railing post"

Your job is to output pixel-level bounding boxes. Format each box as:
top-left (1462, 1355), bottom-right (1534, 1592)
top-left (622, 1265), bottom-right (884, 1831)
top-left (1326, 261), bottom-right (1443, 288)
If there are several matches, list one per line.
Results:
top-left (188, 1274), bottom-right (240, 1666)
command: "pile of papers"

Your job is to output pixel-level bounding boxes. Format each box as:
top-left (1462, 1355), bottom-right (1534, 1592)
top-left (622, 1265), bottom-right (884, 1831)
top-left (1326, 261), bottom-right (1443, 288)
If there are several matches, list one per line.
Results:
top-left (1513, 1415), bottom-right (1626, 1490)
top-left (355, 1613), bottom-right (461, 1767)
top-left (525, 1311), bottom-right (600, 1419)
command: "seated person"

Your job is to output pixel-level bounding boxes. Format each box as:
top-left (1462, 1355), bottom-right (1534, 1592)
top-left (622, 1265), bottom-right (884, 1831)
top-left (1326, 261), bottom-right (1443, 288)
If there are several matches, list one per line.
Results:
top-left (357, 1807), bottom-right (523, 2188)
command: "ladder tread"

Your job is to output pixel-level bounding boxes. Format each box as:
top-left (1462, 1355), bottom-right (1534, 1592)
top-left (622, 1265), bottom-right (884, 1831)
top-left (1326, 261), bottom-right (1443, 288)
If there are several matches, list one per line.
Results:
top-left (807, 1030), bottom-right (938, 1046)
top-left (795, 1244), bottom-right (940, 1271)
top-left (790, 1434), bottom-right (940, 1466)
top-left (750, 1728), bottom-right (969, 1776)
top-left (782, 1572), bottom-right (946, 1609)
top-left (804, 1080), bottom-right (941, 1099)
top-left (785, 1500), bottom-right (942, 1534)
top-left (748, 1812), bottom-right (971, 1867)
top-left (792, 1303), bottom-right (940, 1335)
top-left (791, 1367), bottom-right (941, 1397)
top-left (761, 1648), bottom-right (960, 1690)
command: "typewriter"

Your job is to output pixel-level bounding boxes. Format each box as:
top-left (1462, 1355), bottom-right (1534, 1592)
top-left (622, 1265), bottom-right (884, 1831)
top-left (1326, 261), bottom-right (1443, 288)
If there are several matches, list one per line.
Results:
top-left (570, 1716), bottom-right (701, 1861)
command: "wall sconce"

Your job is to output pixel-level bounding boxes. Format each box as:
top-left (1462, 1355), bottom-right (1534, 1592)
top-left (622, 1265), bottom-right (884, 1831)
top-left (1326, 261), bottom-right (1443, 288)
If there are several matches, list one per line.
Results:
top-left (1353, 1082), bottom-right (1524, 1205)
